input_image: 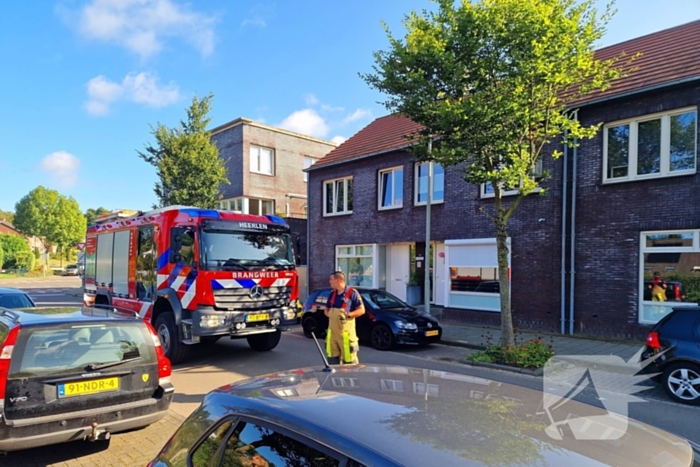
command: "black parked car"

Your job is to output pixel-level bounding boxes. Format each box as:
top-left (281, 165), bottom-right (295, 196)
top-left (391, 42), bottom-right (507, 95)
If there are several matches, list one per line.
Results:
top-left (149, 364), bottom-right (700, 467)
top-left (301, 287), bottom-right (442, 350)
top-left (0, 305), bottom-right (174, 451)
top-left (642, 305), bottom-right (700, 404)
top-left (0, 288), bottom-right (35, 309)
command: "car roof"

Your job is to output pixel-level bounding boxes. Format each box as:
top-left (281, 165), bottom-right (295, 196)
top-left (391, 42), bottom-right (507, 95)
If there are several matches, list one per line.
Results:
top-left (209, 364), bottom-right (694, 467)
top-left (0, 288), bottom-right (29, 295)
top-left (0, 306), bottom-right (143, 327)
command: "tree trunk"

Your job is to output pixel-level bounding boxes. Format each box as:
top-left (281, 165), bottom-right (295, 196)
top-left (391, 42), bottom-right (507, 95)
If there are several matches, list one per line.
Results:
top-left (496, 210), bottom-right (515, 347)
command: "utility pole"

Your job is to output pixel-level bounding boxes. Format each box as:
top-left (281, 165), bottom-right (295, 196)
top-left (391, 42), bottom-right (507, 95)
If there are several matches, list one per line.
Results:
top-left (424, 138), bottom-right (433, 316)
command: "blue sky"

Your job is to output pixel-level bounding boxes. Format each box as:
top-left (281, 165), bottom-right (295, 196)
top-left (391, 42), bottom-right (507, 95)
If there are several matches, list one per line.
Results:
top-left (1, 0), bottom-right (699, 214)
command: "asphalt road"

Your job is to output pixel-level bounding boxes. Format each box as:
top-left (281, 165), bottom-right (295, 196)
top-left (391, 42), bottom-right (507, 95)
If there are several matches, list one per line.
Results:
top-left (2, 279), bottom-right (699, 466)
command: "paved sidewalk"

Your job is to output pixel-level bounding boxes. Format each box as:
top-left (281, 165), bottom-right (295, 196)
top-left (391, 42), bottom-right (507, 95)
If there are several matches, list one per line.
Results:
top-left (437, 319), bottom-right (644, 361)
top-left (422, 306), bottom-right (668, 400)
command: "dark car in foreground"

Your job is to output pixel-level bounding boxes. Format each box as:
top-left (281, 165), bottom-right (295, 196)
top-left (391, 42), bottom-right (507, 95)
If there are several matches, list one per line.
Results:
top-left (301, 287), bottom-right (442, 350)
top-left (0, 288), bottom-right (35, 309)
top-left (0, 306), bottom-right (174, 452)
top-left (150, 364), bottom-right (700, 467)
top-left (642, 305), bottom-right (700, 405)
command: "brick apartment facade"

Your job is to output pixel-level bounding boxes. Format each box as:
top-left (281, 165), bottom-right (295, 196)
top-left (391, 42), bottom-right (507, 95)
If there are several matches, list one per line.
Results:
top-left (210, 118), bottom-right (337, 265)
top-left (307, 21), bottom-right (700, 339)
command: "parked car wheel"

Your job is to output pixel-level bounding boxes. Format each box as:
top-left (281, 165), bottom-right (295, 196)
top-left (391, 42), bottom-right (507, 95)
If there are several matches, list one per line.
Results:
top-left (662, 362), bottom-right (700, 405)
top-left (302, 314), bottom-right (326, 339)
top-left (247, 329), bottom-right (282, 351)
top-left (154, 313), bottom-right (190, 364)
top-left (370, 323), bottom-right (395, 351)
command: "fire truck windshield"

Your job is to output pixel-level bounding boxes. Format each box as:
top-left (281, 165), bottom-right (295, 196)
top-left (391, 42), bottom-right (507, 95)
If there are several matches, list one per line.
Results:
top-left (201, 228), bottom-right (294, 271)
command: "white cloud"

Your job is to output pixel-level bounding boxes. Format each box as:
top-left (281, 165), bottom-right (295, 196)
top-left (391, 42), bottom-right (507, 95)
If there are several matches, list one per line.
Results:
top-left (344, 108), bottom-right (373, 123)
top-left (85, 72), bottom-right (180, 115)
top-left (331, 136), bottom-right (347, 145)
top-left (241, 5), bottom-right (273, 27)
top-left (304, 94), bottom-right (319, 106)
top-left (39, 151), bottom-right (80, 188)
top-left (69, 0), bottom-right (216, 59)
top-left (278, 109), bottom-right (329, 138)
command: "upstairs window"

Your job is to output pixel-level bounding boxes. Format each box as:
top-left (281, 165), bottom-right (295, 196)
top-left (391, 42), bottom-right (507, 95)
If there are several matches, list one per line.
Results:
top-left (378, 166), bottom-right (404, 210)
top-left (481, 158), bottom-right (543, 198)
top-left (250, 145), bottom-right (274, 175)
top-left (303, 157), bottom-right (314, 182)
top-left (324, 177), bottom-right (353, 216)
top-left (415, 162), bottom-right (444, 205)
top-left (604, 107), bottom-right (697, 183)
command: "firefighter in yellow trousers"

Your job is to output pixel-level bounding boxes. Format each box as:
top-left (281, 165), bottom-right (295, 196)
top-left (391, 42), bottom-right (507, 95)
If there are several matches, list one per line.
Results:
top-left (323, 270), bottom-right (365, 364)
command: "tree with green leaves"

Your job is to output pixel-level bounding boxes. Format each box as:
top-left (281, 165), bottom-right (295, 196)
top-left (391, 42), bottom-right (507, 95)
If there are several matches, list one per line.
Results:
top-left (0, 233), bottom-right (32, 269)
top-left (13, 186), bottom-right (87, 267)
top-left (138, 94), bottom-right (229, 209)
top-left (363, 0), bottom-right (633, 346)
top-left (0, 210), bottom-right (13, 225)
top-left (85, 207), bottom-right (111, 226)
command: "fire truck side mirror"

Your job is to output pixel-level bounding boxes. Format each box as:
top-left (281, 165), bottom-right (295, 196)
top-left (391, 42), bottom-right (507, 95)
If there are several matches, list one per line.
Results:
top-left (170, 227), bottom-right (184, 263)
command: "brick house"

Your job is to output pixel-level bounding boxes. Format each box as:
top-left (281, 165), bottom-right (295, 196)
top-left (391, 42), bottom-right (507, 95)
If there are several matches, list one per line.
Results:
top-left (210, 117), bottom-right (337, 266)
top-left (306, 21), bottom-right (700, 339)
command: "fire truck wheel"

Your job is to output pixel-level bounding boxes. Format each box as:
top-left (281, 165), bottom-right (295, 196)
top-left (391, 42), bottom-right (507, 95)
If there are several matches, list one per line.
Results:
top-left (247, 329), bottom-right (282, 351)
top-left (154, 313), bottom-right (190, 364)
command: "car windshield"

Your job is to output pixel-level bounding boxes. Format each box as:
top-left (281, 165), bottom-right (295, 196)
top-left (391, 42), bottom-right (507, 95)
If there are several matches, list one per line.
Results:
top-left (360, 290), bottom-right (406, 309)
top-left (12, 322), bottom-right (153, 377)
top-left (201, 226), bottom-right (294, 271)
top-left (0, 293), bottom-right (33, 309)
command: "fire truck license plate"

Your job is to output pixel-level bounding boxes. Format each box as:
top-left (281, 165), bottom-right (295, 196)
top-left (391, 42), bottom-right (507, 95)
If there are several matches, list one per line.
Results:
top-left (425, 330), bottom-right (439, 337)
top-left (246, 313), bottom-right (269, 323)
top-left (58, 377), bottom-right (119, 398)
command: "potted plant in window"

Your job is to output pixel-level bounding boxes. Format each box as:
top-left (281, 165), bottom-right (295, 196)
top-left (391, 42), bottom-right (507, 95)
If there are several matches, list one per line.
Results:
top-left (406, 270), bottom-right (422, 306)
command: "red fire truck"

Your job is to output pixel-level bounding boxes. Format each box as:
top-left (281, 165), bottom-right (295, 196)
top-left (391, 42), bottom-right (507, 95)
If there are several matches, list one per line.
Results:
top-left (83, 206), bottom-right (300, 363)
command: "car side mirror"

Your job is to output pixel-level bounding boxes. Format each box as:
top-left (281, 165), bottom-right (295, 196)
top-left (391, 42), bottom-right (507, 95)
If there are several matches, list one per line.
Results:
top-left (169, 227), bottom-right (184, 263)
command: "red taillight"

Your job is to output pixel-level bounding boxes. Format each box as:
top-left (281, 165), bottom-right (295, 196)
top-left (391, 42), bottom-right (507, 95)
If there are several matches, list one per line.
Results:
top-left (646, 331), bottom-right (661, 349)
top-left (145, 322), bottom-right (172, 383)
top-left (675, 286), bottom-right (681, 301)
top-left (0, 325), bottom-right (21, 402)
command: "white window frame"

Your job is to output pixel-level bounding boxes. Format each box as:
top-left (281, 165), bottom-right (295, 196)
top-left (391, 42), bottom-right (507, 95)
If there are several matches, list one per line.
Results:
top-left (303, 157), bottom-right (314, 182)
top-left (250, 145), bottom-right (275, 176)
top-left (480, 158), bottom-right (543, 199)
top-left (414, 162), bottom-right (445, 206)
top-left (378, 166), bottom-right (404, 210)
top-left (603, 106), bottom-right (697, 184)
top-left (639, 229), bottom-right (699, 324)
top-left (336, 244), bottom-right (376, 288)
top-left (323, 177), bottom-right (353, 216)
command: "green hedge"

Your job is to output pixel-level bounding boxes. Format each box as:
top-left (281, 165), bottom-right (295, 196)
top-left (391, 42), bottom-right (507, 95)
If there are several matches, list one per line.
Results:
top-left (0, 233), bottom-right (33, 269)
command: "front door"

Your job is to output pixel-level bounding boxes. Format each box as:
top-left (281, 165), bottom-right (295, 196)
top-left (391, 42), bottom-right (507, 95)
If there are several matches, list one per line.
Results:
top-left (434, 243), bottom-right (446, 306)
top-left (387, 244), bottom-right (409, 302)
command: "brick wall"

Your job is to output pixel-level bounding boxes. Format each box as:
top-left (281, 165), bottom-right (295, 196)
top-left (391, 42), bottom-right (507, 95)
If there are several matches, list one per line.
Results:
top-left (572, 82), bottom-right (700, 338)
top-left (212, 122), bottom-right (335, 217)
top-left (308, 149), bottom-right (565, 333)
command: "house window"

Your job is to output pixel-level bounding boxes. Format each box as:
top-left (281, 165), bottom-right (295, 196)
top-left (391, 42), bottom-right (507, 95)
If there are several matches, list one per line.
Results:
top-left (380, 379), bottom-right (404, 391)
top-left (481, 158), bottom-right (543, 198)
top-left (378, 166), bottom-right (403, 210)
top-left (303, 157), bottom-right (314, 182)
top-left (248, 198), bottom-right (274, 216)
top-left (604, 107), bottom-right (697, 183)
top-left (220, 197), bottom-right (272, 215)
top-left (446, 238), bottom-right (509, 312)
top-left (220, 198), bottom-right (243, 212)
top-left (323, 177), bottom-right (353, 216)
top-left (415, 162), bottom-right (444, 205)
top-left (337, 244), bottom-right (374, 287)
top-left (640, 230), bottom-right (698, 324)
top-left (413, 382), bottom-right (439, 396)
top-left (250, 145), bottom-right (274, 175)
